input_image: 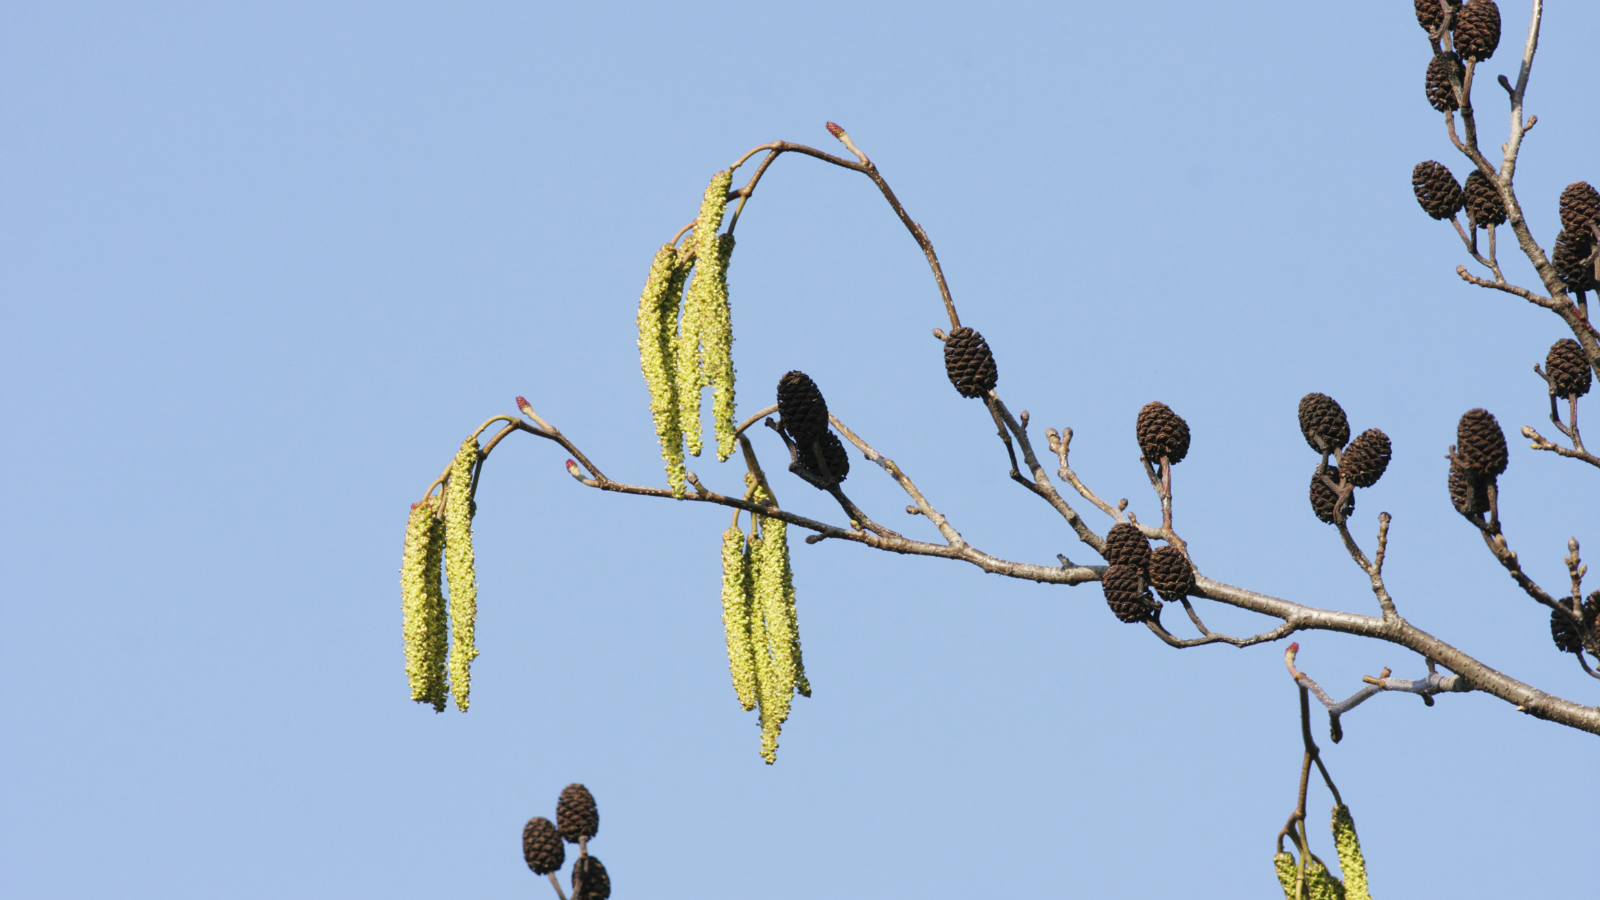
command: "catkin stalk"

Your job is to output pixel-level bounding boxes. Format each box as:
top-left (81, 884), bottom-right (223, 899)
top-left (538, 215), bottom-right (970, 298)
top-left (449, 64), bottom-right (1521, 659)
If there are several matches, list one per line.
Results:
top-left (637, 243), bottom-right (687, 496)
top-left (401, 498), bottom-right (449, 711)
top-left (675, 170), bottom-right (732, 458)
top-left (1331, 805), bottom-right (1370, 900)
top-left (720, 524), bottom-right (758, 711)
top-left (444, 439), bottom-right (480, 712)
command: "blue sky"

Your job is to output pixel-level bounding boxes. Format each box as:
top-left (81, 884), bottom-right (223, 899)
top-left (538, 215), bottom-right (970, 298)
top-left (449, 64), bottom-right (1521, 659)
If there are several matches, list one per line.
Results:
top-left (3, 2), bottom-right (1597, 897)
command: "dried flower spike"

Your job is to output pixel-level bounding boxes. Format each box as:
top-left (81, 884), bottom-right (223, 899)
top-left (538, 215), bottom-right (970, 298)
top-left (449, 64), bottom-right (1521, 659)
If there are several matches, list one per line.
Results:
top-left (400, 498), bottom-right (449, 711)
top-left (444, 438), bottom-right (480, 711)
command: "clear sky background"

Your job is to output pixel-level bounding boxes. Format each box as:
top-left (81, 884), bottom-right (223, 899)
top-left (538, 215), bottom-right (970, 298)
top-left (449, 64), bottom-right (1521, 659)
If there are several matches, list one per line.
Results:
top-left (3, 1), bottom-right (1597, 897)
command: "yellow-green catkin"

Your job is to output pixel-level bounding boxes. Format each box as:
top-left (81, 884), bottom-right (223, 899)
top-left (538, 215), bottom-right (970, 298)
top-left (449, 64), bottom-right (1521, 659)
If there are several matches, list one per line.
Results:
top-left (675, 169), bottom-right (732, 459)
top-left (746, 529), bottom-right (775, 760)
top-left (752, 514), bottom-right (802, 763)
top-left (1304, 857), bottom-right (1347, 900)
top-left (703, 232), bottom-right (737, 461)
top-left (720, 524), bottom-right (758, 711)
top-left (1331, 805), bottom-right (1371, 900)
top-left (401, 498), bottom-right (449, 711)
top-left (1275, 851), bottom-right (1300, 900)
top-left (637, 243), bottom-right (687, 496)
top-left (444, 438), bottom-right (480, 712)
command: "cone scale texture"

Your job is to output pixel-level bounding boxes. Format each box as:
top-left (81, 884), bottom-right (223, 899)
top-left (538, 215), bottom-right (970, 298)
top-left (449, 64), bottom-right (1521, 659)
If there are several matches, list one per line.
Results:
top-left (1414, 0), bottom-right (1461, 32)
top-left (1413, 161), bottom-right (1463, 220)
top-left (522, 817), bottom-right (565, 875)
top-left (1298, 393), bottom-right (1350, 452)
top-left (1546, 339), bottom-right (1592, 399)
top-left (1103, 522), bottom-right (1151, 571)
top-left (1455, 408), bottom-right (1508, 477)
top-left (1461, 169), bottom-right (1507, 226)
top-left (571, 856), bottom-right (611, 900)
top-left (1552, 230), bottom-right (1596, 293)
top-left (943, 326), bottom-right (998, 398)
top-left (556, 784), bottom-right (599, 843)
top-left (1136, 402), bottom-right (1190, 464)
top-left (1310, 467), bottom-right (1354, 524)
top-left (1149, 546), bottom-right (1194, 602)
top-left (777, 371), bottom-right (829, 440)
top-left (1559, 182), bottom-right (1600, 235)
top-left (1453, 0), bottom-right (1501, 62)
top-left (1102, 564), bottom-right (1155, 623)
top-left (1448, 460), bottom-right (1489, 516)
top-left (796, 429), bottom-right (850, 486)
top-left (1425, 51), bottom-right (1462, 112)
top-left (1341, 429), bottom-right (1392, 488)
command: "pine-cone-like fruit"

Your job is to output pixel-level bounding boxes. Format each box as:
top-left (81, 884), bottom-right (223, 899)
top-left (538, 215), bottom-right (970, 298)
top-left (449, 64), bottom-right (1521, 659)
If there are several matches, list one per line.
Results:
top-left (1102, 564), bottom-right (1155, 623)
top-left (1453, 0), bottom-right (1501, 61)
top-left (523, 817), bottom-right (566, 875)
top-left (777, 371), bottom-right (829, 440)
top-left (1546, 338), bottom-right (1592, 399)
top-left (1298, 393), bottom-right (1350, 452)
top-left (1425, 51), bottom-right (1463, 112)
top-left (943, 326), bottom-right (998, 398)
top-left (1455, 408), bottom-right (1508, 477)
top-left (1551, 606), bottom-right (1585, 654)
top-left (1559, 182), bottom-right (1600, 235)
top-left (1309, 466), bottom-right (1354, 524)
top-left (1341, 429), bottom-right (1392, 488)
top-left (1136, 401), bottom-right (1190, 464)
top-left (1413, 161), bottom-right (1463, 220)
top-left (571, 856), bottom-right (611, 900)
top-left (1415, 0), bottom-right (1461, 32)
top-left (1552, 229), bottom-right (1597, 293)
top-left (1103, 521), bottom-right (1152, 571)
top-left (796, 429), bottom-right (850, 485)
top-left (1148, 546), bottom-right (1194, 602)
top-left (556, 784), bottom-right (599, 843)
top-left (1448, 459), bottom-right (1490, 516)
top-left (1461, 169), bottom-right (1507, 226)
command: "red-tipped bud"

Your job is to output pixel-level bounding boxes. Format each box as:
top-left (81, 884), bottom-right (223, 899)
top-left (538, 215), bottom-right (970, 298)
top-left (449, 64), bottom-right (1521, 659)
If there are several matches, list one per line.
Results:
top-left (516, 396), bottom-right (534, 415)
top-left (1288, 642), bottom-right (1300, 653)
top-left (565, 460), bottom-right (579, 475)
top-left (825, 122), bottom-right (844, 138)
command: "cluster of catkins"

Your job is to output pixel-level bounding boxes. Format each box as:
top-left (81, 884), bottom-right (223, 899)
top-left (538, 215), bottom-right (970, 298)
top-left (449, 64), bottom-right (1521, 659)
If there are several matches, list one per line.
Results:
top-left (637, 171), bottom-right (740, 497)
top-left (399, 438), bottom-right (481, 712)
top-left (523, 784), bottom-right (610, 900)
top-left (1298, 394), bottom-right (1392, 526)
top-left (1274, 804), bottom-right (1373, 900)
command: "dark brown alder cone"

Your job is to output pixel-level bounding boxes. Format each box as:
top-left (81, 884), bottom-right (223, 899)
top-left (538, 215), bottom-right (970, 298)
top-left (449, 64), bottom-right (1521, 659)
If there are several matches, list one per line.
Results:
top-left (1136, 402), bottom-right (1190, 464)
top-left (777, 371), bottom-right (829, 440)
top-left (1461, 170), bottom-right (1507, 226)
top-left (1559, 182), bottom-right (1600, 235)
top-left (571, 856), bottom-right (611, 900)
top-left (1148, 546), bottom-right (1194, 602)
top-left (1298, 393), bottom-right (1350, 452)
top-left (1546, 339), bottom-right (1592, 399)
top-left (1102, 564), bottom-right (1155, 623)
top-left (1415, 0), bottom-right (1461, 32)
top-left (1455, 408), bottom-right (1508, 477)
top-left (796, 429), bottom-right (850, 485)
top-left (1103, 521), bottom-right (1152, 571)
top-left (522, 817), bottom-right (565, 875)
top-left (1552, 230), bottom-right (1597, 293)
top-left (1453, 0), bottom-right (1501, 62)
top-left (1309, 467), bottom-right (1354, 524)
top-left (1551, 607), bottom-right (1585, 654)
top-left (943, 326), bottom-right (998, 398)
top-left (1413, 161), bottom-right (1464, 220)
top-left (1341, 429), bottom-right (1393, 488)
top-left (1448, 459), bottom-right (1490, 516)
top-left (556, 784), bottom-right (599, 843)
top-left (1425, 51), bottom-right (1463, 112)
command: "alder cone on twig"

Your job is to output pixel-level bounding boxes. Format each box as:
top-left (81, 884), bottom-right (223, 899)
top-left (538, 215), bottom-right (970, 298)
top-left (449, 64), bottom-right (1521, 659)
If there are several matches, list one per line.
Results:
top-left (1413, 161), bottom-right (1463, 220)
top-left (1448, 459), bottom-right (1490, 516)
top-left (1552, 230), bottom-right (1597, 293)
top-left (571, 856), bottom-right (611, 900)
top-left (522, 817), bottom-right (565, 875)
top-left (1425, 51), bottom-right (1463, 112)
top-left (1559, 182), bottom-right (1600, 235)
top-left (556, 783), bottom-right (599, 843)
top-left (1136, 402), bottom-right (1190, 464)
top-left (1546, 338), bottom-right (1592, 399)
top-left (1102, 564), bottom-right (1155, 623)
top-left (1298, 393), bottom-right (1350, 452)
top-left (777, 371), bottom-right (829, 440)
top-left (1341, 429), bottom-right (1392, 488)
top-left (1455, 408), bottom-right (1508, 477)
top-left (943, 326), bottom-right (998, 398)
top-left (1103, 521), bottom-right (1151, 571)
top-left (796, 429), bottom-right (850, 485)
top-left (1148, 546), bottom-right (1194, 602)
top-left (1453, 0), bottom-right (1501, 61)
top-left (1309, 467), bottom-right (1354, 524)
top-left (1414, 0), bottom-right (1461, 32)
top-left (1550, 607), bottom-right (1585, 654)
top-left (1462, 170), bottom-right (1507, 226)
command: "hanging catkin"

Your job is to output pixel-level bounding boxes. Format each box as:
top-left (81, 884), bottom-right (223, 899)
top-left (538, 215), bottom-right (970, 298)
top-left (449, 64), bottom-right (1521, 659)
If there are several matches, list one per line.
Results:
top-left (1331, 805), bottom-right (1370, 900)
top-left (703, 233), bottom-right (738, 462)
top-left (401, 497), bottom-right (449, 711)
top-left (752, 514), bottom-right (801, 763)
top-left (676, 170), bottom-right (733, 458)
top-left (444, 438), bottom-right (480, 711)
top-left (720, 523), bottom-right (758, 711)
top-left (637, 243), bottom-right (688, 496)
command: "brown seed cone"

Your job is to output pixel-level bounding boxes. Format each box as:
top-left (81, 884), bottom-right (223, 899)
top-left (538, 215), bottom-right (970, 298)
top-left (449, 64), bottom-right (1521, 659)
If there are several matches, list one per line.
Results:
top-left (1341, 429), bottom-right (1393, 488)
top-left (1552, 230), bottom-right (1597, 293)
top-left (571, 856), bottom-right (611, 900)
top-left (1453, 0), bottom-right (1501, 61)
top-left (1309, 466), bottom-right (1354, 524)
top-left (556, 784), bottom-right (599, 843)
top-left (1102, 564), bottom-right (1155, 623)
top-left (1551, 607), bottom-right (1585, 654)
top-left (1425, 51), bottom-right (1463, 112)
top-left (1136, 401), bottom-right (1190, 464)
top-left (1415, 0), bottom-right (1461, 32)
top-left (1455, 408), bottom-right (1508, 477)
top-left (777, 371), bottom-right (829, 440)
top-left (796, 429), bottom-right (850, 486)
top-left (1148, 546), bottom-right (1195, 602)
top-left (1461, 169), bottom-right (1507, 226)
top-left (522, 817), bottom-right (566, 875)
top-left (943, 326), bottom-right (999, 398)
top-left (1298, 393), bottom-right (1350, 452)
top-left (1559, 182), bottom-right (1600, 235)
top-left (1413, 161), bottom-right (1463, 220)
top-left (1103, 522), bottom-right (1152, 571)
top-left (1546, 339), bottom-right (1592, 399)
top-left (1448, 459), bottom-right (1490, 516)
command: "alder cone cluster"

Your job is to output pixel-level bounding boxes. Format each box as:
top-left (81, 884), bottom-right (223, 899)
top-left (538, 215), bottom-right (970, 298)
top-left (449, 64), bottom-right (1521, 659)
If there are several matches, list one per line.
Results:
top-left (1103, 521), bottom-right (1151, 571)
top-left (1413, 161), bottom-right (1463, 220)
top-left (1552, 230), bottom-right (1596, 293)
top-left (1309, 467), bottom-right (1354, 524)
top-left (1136, 401), bottom-right (1190, 464)
top-left (1102, 564), bottom-right (1154, 623)
top-left (1424, 51), bottom-right (1462, 112)
top-left (1453, 0), bottom-right (1501, 62)
top-left (571, 856), bottom-right (611, 900)
top-left (943, 326), bottom-right (998, 398)
top-left (777, 371), bottom-right (829, 440)
top-left (1448, 460), bottom-right (1490, 516)
top-left (1559, 182), bottom-right (1600, 235)
top-left (1298, 393), bottom-right (1350, 452)
top-left (1546, 339), bottom-right (1592, 399)
top-left (557, 783), bottom-right (600, 843)
top-left (1462, 170), bottom-right (1507, 226)
top-left (1341, 429), bottom-right (1392, 488)
top-left (522, 817), bottom-right (565, 875)
top-left (796, 429), bottom-right (850, 485)
top-left (1455, 408), bottom-right (1508, 477)
top-left (1414, 0), bottom-right (1461, 31)
top-left (1148, 546), bottom-right (1194, 602)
